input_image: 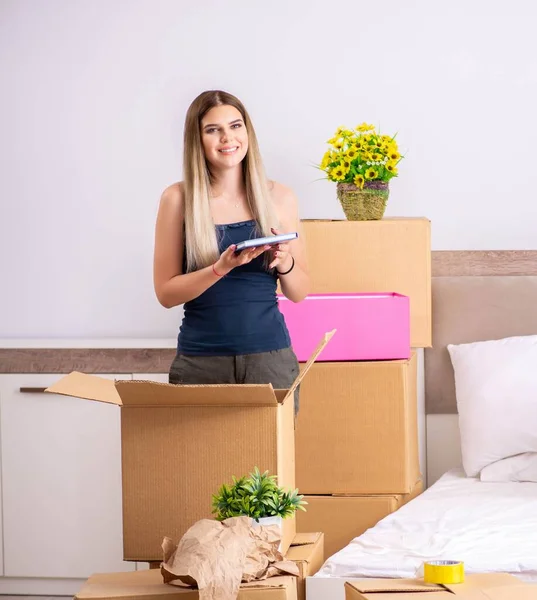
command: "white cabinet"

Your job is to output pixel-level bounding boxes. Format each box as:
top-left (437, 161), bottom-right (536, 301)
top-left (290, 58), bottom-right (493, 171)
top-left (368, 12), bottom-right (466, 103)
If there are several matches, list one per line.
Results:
top-left (0, 373), bottom-right (136, 579)
top-left (135, 373), bottom-right (169, 383)
top-left (0, 381), bottom-right (3, 578)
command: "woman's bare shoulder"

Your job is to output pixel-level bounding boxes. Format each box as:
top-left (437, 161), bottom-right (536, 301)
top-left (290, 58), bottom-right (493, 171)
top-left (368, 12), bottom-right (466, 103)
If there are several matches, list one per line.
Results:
top-left (160, 181), bottom-right (184, 206)
top-left (268, 180), bottom-right (298, 210)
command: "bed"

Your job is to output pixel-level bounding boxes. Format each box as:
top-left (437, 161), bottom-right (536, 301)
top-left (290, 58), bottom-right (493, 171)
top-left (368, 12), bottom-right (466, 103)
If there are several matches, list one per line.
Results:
top-left (306, 250), bottom-right (537, 600)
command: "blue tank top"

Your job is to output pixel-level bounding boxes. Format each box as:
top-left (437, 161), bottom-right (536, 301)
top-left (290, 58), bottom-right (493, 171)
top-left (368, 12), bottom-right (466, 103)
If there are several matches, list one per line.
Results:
top-left (177, 219), bottom-right (291, 356)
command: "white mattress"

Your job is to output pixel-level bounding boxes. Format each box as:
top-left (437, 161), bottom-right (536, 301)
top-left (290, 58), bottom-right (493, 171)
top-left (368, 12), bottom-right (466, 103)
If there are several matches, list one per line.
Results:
top-left (315, 467), bottom-right (537, 583)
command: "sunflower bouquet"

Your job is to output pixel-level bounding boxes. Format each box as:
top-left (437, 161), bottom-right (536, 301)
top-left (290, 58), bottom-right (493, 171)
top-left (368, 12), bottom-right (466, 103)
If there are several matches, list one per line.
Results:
top-left (319, 122), bottom-right (403, 188)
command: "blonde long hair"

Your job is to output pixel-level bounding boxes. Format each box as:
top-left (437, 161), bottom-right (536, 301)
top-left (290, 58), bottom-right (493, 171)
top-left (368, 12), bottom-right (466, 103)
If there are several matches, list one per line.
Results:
top-left (182, 90), bottom-right (278, 272)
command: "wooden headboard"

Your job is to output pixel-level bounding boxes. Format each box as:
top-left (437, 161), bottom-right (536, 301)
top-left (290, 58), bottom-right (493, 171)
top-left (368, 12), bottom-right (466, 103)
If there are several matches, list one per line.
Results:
top-left (425, 250), bottom-right (537, 484)
top-left (426, 250), bottom-right (537, 414)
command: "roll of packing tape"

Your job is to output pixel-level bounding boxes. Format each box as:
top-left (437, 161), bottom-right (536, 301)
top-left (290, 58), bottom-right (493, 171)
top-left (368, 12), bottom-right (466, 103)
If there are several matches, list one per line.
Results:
top-left (423, 560), bottom-right (465, 584)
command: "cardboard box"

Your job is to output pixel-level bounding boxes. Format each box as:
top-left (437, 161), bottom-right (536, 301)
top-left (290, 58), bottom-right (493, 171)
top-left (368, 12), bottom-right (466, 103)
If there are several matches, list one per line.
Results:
top-left (74, 568), bottom-right (297, 600)
top-left (344, 573), bottom-right (536, 599)
top-left (296, 481), bottom-right (422, 559)
top-left (285, 533), bottom-right (324, 600)
top-left (46, 333), bottom-right (334, 561)
top-left (149, 532), bottom-right (323, 600)
top-left (301, 218), bottom-right (431, 348)
top-left (277, 293), bottom-right (410, 361)
top-left (296, 353), bottom-right (419, 494)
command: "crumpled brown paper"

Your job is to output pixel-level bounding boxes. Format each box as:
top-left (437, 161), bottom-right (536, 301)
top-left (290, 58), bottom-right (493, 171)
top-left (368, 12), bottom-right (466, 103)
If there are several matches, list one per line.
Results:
top-left (159, 516), bottom-right (299, 600)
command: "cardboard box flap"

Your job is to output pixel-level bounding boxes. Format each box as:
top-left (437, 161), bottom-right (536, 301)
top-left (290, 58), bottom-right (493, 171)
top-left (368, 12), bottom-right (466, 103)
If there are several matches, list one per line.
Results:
top-left (281, 330), bottom-right (335, 403)
top-left (46, 374), bottom-right (279, 407)
top-left (442, 573), bottom-right (536, 599)
top-left (116, 381), bottom-right (279, 407)
top-left (290, 532), bottom-right (321, 546)
top-left (45, 372), bottom-right (122, 406)
top-left (345, 574), bottom-right (537, 600)
top-left (347, 579), bottom-right (443, 594)
top-left (285, 533), bottom-right (322, 564)
top-left (443, 573), bottom-right (523, 592)
top-left (75, 569), bottom-right (182, 599)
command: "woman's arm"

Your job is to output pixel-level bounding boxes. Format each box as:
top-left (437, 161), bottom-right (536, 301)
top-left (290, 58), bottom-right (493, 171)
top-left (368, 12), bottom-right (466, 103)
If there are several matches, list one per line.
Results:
top-left (153, 183), bottom-right (219, 308)
top-left (270, 183), bottom-right (310, 303)
top-left (153, 184), bottom-right (268, 308)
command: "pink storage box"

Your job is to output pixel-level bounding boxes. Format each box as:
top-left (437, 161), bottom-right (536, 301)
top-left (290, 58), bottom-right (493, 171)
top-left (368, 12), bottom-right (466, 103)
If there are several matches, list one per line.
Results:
top-left (277, 293), bottom-right (410, 361)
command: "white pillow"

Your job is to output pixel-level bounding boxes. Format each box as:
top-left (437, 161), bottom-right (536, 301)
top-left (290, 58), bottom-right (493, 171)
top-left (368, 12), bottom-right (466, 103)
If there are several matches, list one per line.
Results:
top-left (447, 335), bottom-right (537, 477)
top-left (480, 452), bottom-right (537, 483)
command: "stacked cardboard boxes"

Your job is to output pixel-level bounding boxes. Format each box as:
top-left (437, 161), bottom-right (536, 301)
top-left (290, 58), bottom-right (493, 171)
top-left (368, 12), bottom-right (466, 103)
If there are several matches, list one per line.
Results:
top-left (293, 218), bottom-right (431, 559)
top-left (43, 216), bottom-right (430, 597)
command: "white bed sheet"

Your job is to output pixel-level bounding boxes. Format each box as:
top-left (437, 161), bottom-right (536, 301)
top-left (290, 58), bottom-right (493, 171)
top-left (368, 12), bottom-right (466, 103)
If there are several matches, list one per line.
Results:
top-left (315, 467), bottom-right (537, 583)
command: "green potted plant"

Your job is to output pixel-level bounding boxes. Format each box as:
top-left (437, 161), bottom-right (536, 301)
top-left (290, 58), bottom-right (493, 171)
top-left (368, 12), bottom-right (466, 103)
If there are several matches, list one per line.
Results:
top-left (211, 467), bottom-right (307, 541)
top-left (317, 122), bottom-right (404, 221)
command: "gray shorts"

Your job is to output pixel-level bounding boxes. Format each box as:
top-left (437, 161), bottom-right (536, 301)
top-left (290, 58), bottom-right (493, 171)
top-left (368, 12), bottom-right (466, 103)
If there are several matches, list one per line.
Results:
top-left (169, 346), bottom-right (300, 415)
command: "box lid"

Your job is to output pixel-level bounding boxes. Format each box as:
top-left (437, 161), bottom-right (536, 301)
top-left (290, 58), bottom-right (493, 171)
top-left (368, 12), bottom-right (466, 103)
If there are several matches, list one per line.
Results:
top-left (345, 574), bottom-right (536, 599)
top-left (75, 569), bottom-right (296, 599)
top-left (442, 573), bottom-right (537, 599)
top-left (45, 331), bottom-right (335, 407)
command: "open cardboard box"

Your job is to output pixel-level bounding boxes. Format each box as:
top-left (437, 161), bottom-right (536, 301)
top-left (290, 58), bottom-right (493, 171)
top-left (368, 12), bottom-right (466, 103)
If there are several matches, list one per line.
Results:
top-left (45, 331), bottom-right (335, 561)
top-left (284, 532), bottom-right (324, 600)
top-left (74, 569), bottom-right (297, 600)
top-left (344, 573), bottom-right (537, 599)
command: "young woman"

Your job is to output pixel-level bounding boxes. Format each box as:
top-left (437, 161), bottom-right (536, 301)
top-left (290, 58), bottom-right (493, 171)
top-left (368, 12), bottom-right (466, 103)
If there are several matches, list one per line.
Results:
top-left (153, 90), bottom-right (309, 414)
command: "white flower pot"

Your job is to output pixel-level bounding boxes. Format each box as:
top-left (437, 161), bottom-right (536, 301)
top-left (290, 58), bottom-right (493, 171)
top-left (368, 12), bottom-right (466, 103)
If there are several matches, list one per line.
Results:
top-left (251, 516), bottom-right (283, 551)
top-left (253, 515), bottom-right (283, 530)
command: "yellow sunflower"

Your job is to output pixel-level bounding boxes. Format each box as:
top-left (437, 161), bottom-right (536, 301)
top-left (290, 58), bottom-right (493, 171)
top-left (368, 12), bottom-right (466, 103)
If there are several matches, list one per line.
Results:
top-left (385, 161), bottom-right (398, 175)
top-left (330, 164), bottom-right (348, 181)
top-left (345, 147), bottom-right (359, 160)
top-left (354, 174), bottom-right (365, 189)
top-left (320, 151), bottom-right (332, 170)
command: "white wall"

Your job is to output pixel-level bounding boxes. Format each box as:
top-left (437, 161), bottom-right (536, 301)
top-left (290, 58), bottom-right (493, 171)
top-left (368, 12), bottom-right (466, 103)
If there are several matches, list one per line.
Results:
top-left (1, 0), bottom-right (537, 339)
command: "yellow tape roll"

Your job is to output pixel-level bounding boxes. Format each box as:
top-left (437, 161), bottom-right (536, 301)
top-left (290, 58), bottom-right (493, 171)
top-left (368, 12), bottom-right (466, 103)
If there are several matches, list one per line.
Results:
top-left (423, 560), bottom-right (465, 584)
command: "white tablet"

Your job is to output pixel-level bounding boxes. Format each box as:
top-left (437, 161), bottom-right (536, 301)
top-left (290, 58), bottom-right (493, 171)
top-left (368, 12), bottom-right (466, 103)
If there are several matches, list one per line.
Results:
top-left (234, 232), bottom-right (298, 253)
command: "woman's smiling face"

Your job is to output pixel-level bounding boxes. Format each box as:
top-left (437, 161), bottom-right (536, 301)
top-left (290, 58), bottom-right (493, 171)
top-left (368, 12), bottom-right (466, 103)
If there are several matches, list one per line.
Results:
top-left (200, 104), bottom-right (249, 172)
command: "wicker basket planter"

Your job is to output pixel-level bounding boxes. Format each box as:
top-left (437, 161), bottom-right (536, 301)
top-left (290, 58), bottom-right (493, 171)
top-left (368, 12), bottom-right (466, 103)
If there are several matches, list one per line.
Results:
top-left (337, 181), bottom-right (389, 221)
